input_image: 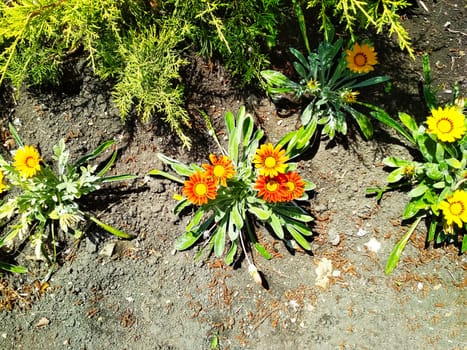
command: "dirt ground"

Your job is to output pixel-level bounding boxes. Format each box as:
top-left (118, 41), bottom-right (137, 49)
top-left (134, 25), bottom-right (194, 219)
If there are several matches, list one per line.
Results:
top-left (0, 1), bottom-right (466, 349)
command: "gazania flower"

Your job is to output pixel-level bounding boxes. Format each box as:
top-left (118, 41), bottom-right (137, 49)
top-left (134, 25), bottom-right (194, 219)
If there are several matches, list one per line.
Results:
top-left (282, 172), bottom-right (306, 201)
top-left (253, 143), bottom-right (288, 177)
top-left (346, 43), bottom-right (378, 74)
top-left (426, 106), bottom-right (466, 142)
top-left (183, 171), bottom-right (217, 206)
top-left (202, 154), bottom-right (235, 187)
top-left (254, 175), bottom-right (287, 203)
top-left (439, 190), bottom-right (467, 228)
top-left (341, 90), bottom-right (359, 104)
top-left (13, 145), bottom-right (42, 178)
top-left (0, 170), bottom-right (7, 193)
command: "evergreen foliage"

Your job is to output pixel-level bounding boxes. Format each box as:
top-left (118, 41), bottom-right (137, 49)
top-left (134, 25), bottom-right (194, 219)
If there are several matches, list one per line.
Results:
top-left (0, 0), bottom-right (285, 148)
top-left (306, 0), bottom-right (414, 58)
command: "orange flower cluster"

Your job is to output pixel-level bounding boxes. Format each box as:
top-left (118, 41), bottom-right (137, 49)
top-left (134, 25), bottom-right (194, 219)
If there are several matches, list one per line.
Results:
top-left (182, 144), bottom-right (306, 206)
top-left (183, 154), bottom-right (235, 205)
top-left (253, 143), bottom-right (305, 203)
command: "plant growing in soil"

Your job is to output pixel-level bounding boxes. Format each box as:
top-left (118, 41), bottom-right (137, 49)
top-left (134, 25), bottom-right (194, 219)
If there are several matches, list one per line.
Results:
top-left (0, 125), bottom-right (136, 274)
top-left (150, 107), bottom-right (315, 283)
top-left (305, 0), bottom-right (414, 58)
top-left (261, 32), bottom-right (389, 140)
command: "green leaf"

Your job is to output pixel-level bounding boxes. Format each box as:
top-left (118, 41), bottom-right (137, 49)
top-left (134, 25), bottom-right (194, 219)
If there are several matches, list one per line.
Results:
top-left (268, 213), bottom-right (284, 239)
top-left (284, 217), bottom-right (313, 236)
top-left (408, 184), bottom-right (428, 198)
top-left (403, 201), bottom-right (425, 219)
top-left (300, 102), bottom-right (314, 125)
top-left (383, 156), bottom-right (411, 168)
top-left (352, 110), bottom-right (373, 140)
top-left (462, 234), bottom-right (467, 253)
top-left (248, 205), bottom-right (271, 221)
top-left (260, 70), bottom-right (297, 93)
top-left (351, 75), bottom-right (390, 89)
top-left (101, 174), bottom-right (137, 183)
top-left (213, 220), bottom-right (226, 258)
top-left (386, 168), bottom-right (405, 183)
top-left (398, 112), bottom-right (419, 133)
top-left (287, 224), bottom-right (311, 250)
top-left (175, 230), bottom-right (204, 251)
top-left (0, 261), bottom-right (27, 274)
top-left (366, 107), bottom-right (415, 144)
top-left (88, 215), bottom-right (133, 239)
top-left (186, 208), bottom-right (206, 231)
top-left (74, 140), bottom-right (115, 169)
top-left (97, 149), bottom-right (118, 177)
top-left (427, 219), bottom-right (438, 242)
top-left (157, 153), bottom-right (194, 177)
top-left (385, 216), bottom-right (423, 274)
top-left (147, 169), bottom-right (184, 184)
top-left (231, 202), bottom-right (244, 230)
top-left (224, 241), bottom-right (237, 265)
top-left (273, 204), bottom-right (313, 223)
top-left (253, 242), bottom-right (272, 260)
top-left (8, 123), bottom-right (24, 148)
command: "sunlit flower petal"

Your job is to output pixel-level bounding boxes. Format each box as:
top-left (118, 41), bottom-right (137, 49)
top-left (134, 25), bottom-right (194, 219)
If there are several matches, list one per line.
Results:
top-left (426, 106), bottom-right (466, 142)
top-left (253, 143), bottom-right (288, 177)
top-left (346, 43), bottom-right (378, 74)
top-left (439, 190), bottom-right (467, 228)
top-left (183, 171), bottom-right (217, 206)
top-left (202, 154), bottom-right (235, 187)
top-left (13, 145), bottom-right (42, 178)
top-left (0, 170), bottom-right (7, 193)
top-left (254, 175), bottom-right (287, 203)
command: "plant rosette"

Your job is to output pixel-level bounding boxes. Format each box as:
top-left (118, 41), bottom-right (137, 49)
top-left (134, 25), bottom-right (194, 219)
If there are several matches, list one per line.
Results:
top-left (0, 124), bottom-right (136, 274)
top-left (261, 32), bottom-right (389, 140)
top-left (367, 104), bottom-right (467, 274)
top-left (150, 106), bottom-right (315, 283)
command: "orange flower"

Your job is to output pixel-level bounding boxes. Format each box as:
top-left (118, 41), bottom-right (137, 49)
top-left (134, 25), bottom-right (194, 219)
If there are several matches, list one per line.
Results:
top-left (253, 143), bottom-right (288, 177)
top-left (254, 175), bottom-right (287, 203)
top-left (202, 154), bottom-right (235, 187)
top-left (183, 171), bottom-right (217, 205)
top-left (346, 43), bottom-right (378, 74)
top-left (282, 172), bottom-right (306, 201)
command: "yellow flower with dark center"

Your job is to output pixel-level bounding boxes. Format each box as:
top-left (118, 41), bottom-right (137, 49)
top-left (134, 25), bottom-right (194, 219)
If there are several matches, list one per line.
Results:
top-left (346, 43), bottom-right (378, 74)
top-left (183, 171), bottom-right (217, 206)
top-left (0, 170), bottom-right (7, 193)
top-left (341, 90), bottom-right (360, 104)
top-left (439, 190), bottom-right (467, 228)
top-left (282, 172), bottom-right (306, 201)
top-left (253, 143), bottom-right (288, 177)
top-left (202, 154), bottom-right (235, 187)
top-left (13, 145), bottom-right (42, 178)
top-left (306, 79), bottom-right (320, 93)
top-left (426, 106), bottom-right (466, 142)
top-left (254, 175), bottom-right (287, 203)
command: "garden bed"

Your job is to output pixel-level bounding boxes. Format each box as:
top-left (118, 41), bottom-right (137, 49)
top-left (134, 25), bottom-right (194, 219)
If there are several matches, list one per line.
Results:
top-left (0, 1), bottom-right (466, 349)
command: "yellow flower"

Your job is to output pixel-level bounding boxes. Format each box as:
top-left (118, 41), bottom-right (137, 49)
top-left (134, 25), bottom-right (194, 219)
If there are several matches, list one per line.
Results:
top-left (0, 170), bottom-right (7, 193)
top-left (426, 106), bottom-right (466, 142)
top-left (341, 90), bottom-right (359, 104)
top-left (346, 43), bottom-right (378, 74)
top-left (202, 154), bottom-right (235, 187)
top-left (183, 171), bottom-right (217, 206)
top-left (306, 79), bottom-right (320, 93)
top-left (253, 143), bottom-right (288, 177)
top-left (439, 190), bottom-right (467, 228)
top-left (13, 145), bottom-right (42, 178)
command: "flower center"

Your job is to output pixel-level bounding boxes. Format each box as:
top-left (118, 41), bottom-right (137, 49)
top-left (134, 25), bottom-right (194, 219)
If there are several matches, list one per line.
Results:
top-left (213, 165), bottom-right (225, 178)
top-left (25, 156), bottom-right (36, 168)
top-left (449, 201), bottom-right (464, 216)
top-left (286, 181), bottom-right (295, 192)
top-left (266, 180), bottom-right (279, 192)
top-left (436, 118), bottom-right (454, 133)
top-left (194, 183), bottom-right (208, 196)
top-left (264, 156), bottom-right (277, 168)
top-left (354, 53), bottom-right (367, 67)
